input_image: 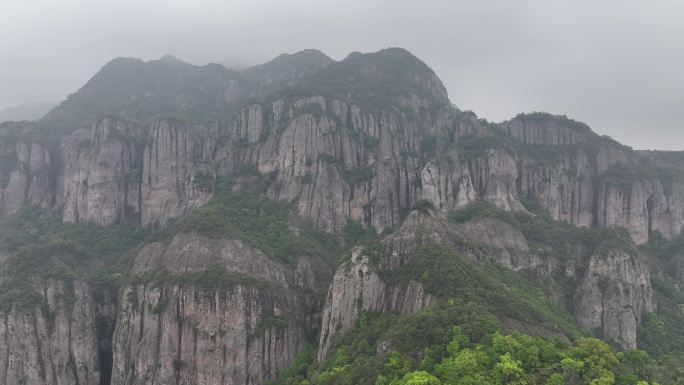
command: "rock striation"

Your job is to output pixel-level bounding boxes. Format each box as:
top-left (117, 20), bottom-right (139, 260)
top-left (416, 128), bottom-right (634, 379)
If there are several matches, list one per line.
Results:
top-left (111, 233), bottom-right (331, 385)
top-left (59, 118), bottom-right (140, 225)
top-left (0, 279), bottom-right (102, 385)
top-left (0, 47), bottom-right (682, 384)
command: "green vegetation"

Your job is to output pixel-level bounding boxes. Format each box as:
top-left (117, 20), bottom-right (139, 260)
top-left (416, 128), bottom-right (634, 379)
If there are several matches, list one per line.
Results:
top-left (449, 201), bottom-right (634, 261)
top-left (269, 48), bottom-right (447, 117)
top-left (0, 172), bottom-right (340, 313)
top-left (42, 57), bottom-right (245, 132)
top-left (597, 164), bottom-right (684, 193)
top-left (455, 132), bottom-right (561, 165)
top-left (131, 265), bottom-right (268, 291)
top-left (149, 177), bottom-right (339, 266)
top-left (343, 220), bottom-right (378, 246)
top-left (192, 171), bottom-right (215, 190)
top-left (271, 300), bottom-right (677, 385)
top-left (638, 232), bottom-right (684, 358)
top-left (511, 113), bottom-right (593, 135)
top-left (377, 244), bottom-right (583, 339)
top-left (448, 201), bottom-right (516, 226)
top-left (0, 206), bottom-right (147, 312)
top-left (342, 167), bottom-right (375, 184)
top-left (317, 152), bottom-right (375, 185)
top-left (412, 199), bottom-right (435, 214)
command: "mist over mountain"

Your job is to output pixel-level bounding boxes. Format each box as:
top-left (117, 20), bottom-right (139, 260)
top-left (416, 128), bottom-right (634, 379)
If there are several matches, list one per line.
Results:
top-left (0, 102), bottom-right (55, 121)
top-left (0, 46), bottom-right (683, 385)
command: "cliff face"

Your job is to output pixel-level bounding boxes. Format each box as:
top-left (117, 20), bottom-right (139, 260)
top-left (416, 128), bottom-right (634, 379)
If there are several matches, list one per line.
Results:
top-left (0, 279), bottom-right (102, 385)
top-left (319, 210), bottom-right (655, 357)
top-left (0, 123), bottom-right (53, 216)
top-left (2, 48), bottom-right (684, 385)
top-left (140, 121), bottom-right (217, 228)
top-left (4, 52), bottom-right (684, 246)
top-left (111, 233), bottom-right (331, 385)
top-left (58, 118), bottom-right (140, 225)
top-left (575, 247), bottom-right (654, 350)
top-left (215, 95), bottom-right (444, 232)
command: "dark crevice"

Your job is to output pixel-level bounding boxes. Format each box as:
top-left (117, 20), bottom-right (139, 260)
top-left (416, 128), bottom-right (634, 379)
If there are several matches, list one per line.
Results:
top-left (95, 298), bottom-right (117, 385)
top-left (646, 193), bottom-right (654, 237)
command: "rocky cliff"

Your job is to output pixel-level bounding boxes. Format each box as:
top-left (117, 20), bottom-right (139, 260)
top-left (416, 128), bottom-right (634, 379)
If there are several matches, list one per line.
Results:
top-left (59, 118), bottom-right (140, 225)
top-left (3, 50), bottom-right (684, 245)
top-left (111, 232), bottom-right (331, 385)
top-left (0, 122), bottom-right (54, 216)
top-left (0, 278), bottom-right (103, 385)
top-left (0, 47), bottom-right (683, 385)
top-left (318, 209), bottom-right (655, 358)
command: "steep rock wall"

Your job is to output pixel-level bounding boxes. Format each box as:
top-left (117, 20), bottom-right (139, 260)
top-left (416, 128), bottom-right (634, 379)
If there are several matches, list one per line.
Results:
top-left (0, 124), bottom-right (53, 216)
top-left (58, 118), bottom-right (139, 225)
top-left (111, 233), bottom-right (331, 385)
top-left (0, 280), bottom-right (102, 385)
top-left (140, 121), bottom-right (217, 228)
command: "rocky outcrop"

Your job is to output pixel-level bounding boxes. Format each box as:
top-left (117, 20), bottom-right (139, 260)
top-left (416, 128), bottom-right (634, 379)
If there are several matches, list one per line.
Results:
top-left (318, 211), bottom-right (471, 359)
top-left (0, 280), bottom-right (102, 385)
top-left (0, 123), bottom-right (53, 216)
top-left (111, 233), bottom-right (331, 385)
top-left (502, 113), bottom-right (591, 146)
top-left (216, 94), bottom-right (441, 232)
top-left (58, 118), bottom-right (140, 225)
top-left (319, 208), bottom-right (655, 356)
top-left (574, 246), bottom-right (654, 349)
top-left (318, 248), bottom-right (432, 360)
top-left (420, 150), bottom-right (477, 213)
top-left (140, 120), bottom-right (217, 228)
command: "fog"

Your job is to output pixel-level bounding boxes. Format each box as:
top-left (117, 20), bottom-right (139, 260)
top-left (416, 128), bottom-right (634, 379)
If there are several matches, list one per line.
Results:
top-left (1, 0), bottom-right (682, 149)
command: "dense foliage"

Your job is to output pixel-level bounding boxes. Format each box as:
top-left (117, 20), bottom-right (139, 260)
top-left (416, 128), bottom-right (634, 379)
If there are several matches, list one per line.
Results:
top-left (0, 206), bottom-right (147, 311)
top-left (271, 301), bottom-right (682, 385)
top-left (150, 177), bottom-right (340, 266)
top-left (637, 232), bottom-right (684, 358)
top-left (378, 244), bottom-right (583, 339)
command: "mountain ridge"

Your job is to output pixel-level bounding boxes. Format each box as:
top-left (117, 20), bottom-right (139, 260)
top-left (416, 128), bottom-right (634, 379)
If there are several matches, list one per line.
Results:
top-left (1, 47), bottom-right (684, 385)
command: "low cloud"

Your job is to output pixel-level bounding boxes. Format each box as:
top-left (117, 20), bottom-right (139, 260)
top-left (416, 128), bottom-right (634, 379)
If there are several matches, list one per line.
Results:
top-left (1, 0), bottom-right (682, 149)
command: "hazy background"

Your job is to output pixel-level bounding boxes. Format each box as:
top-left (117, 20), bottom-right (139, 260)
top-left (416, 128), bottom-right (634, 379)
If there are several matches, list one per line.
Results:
top-left (1, 0), bottom-right (682, 149)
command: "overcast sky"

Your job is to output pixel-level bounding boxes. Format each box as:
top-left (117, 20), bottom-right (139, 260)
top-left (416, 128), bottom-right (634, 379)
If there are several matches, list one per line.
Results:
top-left (1, 0), bottom-right (682, 150)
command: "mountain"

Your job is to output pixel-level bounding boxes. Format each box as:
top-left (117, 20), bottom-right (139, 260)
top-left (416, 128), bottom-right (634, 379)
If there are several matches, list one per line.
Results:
top-left (42, 50), bottom-right (334, 133)
top-left (1, 48), bottom-right (684, 385)
top-left (0, 102), bottom-right (56, 121)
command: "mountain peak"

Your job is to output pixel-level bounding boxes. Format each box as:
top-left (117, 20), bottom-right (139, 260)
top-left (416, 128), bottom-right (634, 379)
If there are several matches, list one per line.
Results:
top-left (157, 54), bottom-right (187, 65)
top-left (243, 48), bottom-right (333, 75)
top-left (301, 47), bottom-right (449, 106)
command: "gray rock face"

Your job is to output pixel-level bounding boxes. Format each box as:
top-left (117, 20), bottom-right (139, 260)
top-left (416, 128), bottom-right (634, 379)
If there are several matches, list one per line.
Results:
top-left (0, 280), bottom-right (101, 385)
top-left (217, 95), bottom-right (440, 232)
top-left (140, 120), bottom-right (217, 228)
top-left (420, 150), bottom-right (477, 213)
top-left (0, 125), bottom-right (53, 216)
top-left (59, 118), bottom-right (139, 225)
top-left (574, 247), bottom-right (654, 349)
top-left (502, 113), bottom-right (590, 146)
top-left (318, 211), bottom-right (467, 359)
top-left (318, 248), bottom-right (432, 361)
top-left (318, 209), bottom-right (655, 357)
top-left (111, 233), bottom-right (331, 385)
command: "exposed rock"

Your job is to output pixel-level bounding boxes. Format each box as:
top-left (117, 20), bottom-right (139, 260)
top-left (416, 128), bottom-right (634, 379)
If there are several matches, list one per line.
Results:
top-left (574, 247), bottom-right (654, 349)
top-left (58, 118), bottom-right (139, 225)
top-left (502, 113), bottom-right (591, 146)
top-left (420, 150), bottom-right (477, 213)
top-left (0, 280), bottom-right (101, 385)
top-left (0, 124), bottom-right (53, 216)
top-left (317, 248), bottom-right (433, 360)
top-left (112, 232), bottom-right (331, 385)
top-left (140, 120), bottom-right (217, 228)
top-left (460, 217), bottom-right (559, 275)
